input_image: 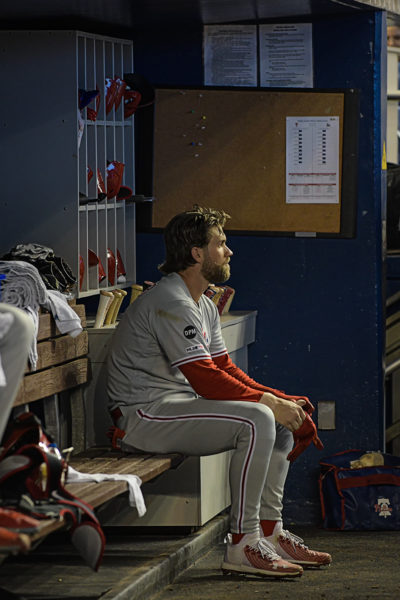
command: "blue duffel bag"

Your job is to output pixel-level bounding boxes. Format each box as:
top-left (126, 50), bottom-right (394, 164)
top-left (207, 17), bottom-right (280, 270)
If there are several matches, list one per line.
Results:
top-left (319, 449), bottom-right (400, 530)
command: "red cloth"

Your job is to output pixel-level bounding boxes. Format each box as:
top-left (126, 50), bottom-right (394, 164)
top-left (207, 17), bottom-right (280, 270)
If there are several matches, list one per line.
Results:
top-left (287, 413), bottom-right (324, 463)
top-left (179, 358), bottom-right (262, 402)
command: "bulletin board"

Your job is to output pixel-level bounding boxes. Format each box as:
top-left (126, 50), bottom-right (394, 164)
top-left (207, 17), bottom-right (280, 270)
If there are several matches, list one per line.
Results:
top-left (150, 87), bottom-right (359, 237)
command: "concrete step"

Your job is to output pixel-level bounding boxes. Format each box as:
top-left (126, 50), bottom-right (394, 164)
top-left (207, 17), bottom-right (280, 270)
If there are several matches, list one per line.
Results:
top-left (0, 514), bottom-right (230, 600)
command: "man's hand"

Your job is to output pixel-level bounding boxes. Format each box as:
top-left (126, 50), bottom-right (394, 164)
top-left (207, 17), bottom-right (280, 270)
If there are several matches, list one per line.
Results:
top-left (260, 393), bottom-right (306, 432)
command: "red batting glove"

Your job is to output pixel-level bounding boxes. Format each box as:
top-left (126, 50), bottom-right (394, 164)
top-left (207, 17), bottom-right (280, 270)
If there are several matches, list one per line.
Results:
top-left (107, 426), bottom-right (125, 450)
top-left (287, 413), bottom-right (324, 463)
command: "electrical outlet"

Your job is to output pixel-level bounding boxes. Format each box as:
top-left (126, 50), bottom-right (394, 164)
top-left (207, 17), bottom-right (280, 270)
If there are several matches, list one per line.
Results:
top-left (318, 401), bottom-right (336, 430)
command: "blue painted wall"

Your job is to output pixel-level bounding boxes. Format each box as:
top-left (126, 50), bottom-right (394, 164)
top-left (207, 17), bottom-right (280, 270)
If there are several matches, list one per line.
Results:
top-left (133, 11), bottom-right (386, 524)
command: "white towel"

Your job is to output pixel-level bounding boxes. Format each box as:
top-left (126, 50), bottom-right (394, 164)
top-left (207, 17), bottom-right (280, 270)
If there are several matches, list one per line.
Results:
top-left (67, 466), bottom-right (146, 517)
top-left (25, 306), bottom-right (39, 369)
top-left (44, 290), bottom-right (83, 338)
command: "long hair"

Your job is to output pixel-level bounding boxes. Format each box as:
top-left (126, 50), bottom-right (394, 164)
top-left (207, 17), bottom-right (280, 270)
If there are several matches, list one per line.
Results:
top-left (158, 205), bottom-right (231, 274)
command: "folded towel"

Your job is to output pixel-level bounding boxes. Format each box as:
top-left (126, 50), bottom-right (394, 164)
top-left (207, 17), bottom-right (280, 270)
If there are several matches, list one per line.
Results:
top-left (0, 261), bottom-right (83, 369)
top-left (0, 260), bottom-right (48, 310)
top-left (0, 261), bottom-right (47, 369)
top-left (67, 466), bottom-right (146, 517)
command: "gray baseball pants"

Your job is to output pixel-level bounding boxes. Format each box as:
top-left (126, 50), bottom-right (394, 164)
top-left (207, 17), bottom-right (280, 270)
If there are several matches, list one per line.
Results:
top-left (116, 396), bottom-right (293, 534)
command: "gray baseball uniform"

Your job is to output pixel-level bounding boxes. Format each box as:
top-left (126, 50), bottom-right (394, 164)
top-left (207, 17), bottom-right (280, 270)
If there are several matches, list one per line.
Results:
top-left (106, 273), bottom-right (293, 533)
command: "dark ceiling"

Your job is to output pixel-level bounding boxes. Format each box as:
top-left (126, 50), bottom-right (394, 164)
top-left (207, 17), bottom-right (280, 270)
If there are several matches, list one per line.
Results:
top-left (0, 0), bottom-right (378, 34)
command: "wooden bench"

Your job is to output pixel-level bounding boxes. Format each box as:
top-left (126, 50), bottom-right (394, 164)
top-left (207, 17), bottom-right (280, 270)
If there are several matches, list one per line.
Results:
top-left (2, 303), bottom-right (180, 556)
top-left (67, 447), bottom-right (182, 508)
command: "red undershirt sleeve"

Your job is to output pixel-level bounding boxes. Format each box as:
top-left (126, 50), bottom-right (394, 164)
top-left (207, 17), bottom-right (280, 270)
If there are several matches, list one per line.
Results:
top-left (213, 353), bottom-right (314, 412)
top-left (212, 353), bottom-right (280, 392)
top-left (179, 358), bottom-right (262, 402)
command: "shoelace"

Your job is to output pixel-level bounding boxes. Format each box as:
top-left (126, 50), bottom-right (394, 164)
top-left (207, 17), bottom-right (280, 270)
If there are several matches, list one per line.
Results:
top-left (224, 534), bottom-right (281, 561)
top-left (250, 538), bottom-right (282, 561)
top-left (281, 529), bottom-right (312, 552)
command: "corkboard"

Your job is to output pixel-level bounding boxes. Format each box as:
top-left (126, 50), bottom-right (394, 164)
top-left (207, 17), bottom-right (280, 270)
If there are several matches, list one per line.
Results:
top-left (151, 88), bottom-right (358, 236)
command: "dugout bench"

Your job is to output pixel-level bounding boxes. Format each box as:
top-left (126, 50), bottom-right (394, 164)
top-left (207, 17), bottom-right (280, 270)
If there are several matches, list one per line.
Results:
top-left (1, 302), bottom-right (180, 559)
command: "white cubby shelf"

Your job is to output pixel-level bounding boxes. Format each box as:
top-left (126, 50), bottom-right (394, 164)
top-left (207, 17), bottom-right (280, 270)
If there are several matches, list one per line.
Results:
top-left (1, 30), bottom-right (137, 298)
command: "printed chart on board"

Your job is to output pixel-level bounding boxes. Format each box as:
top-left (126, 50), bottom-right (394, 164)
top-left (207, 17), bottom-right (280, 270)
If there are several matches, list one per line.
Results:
top-left (286, 116), bottom-right (339, 204)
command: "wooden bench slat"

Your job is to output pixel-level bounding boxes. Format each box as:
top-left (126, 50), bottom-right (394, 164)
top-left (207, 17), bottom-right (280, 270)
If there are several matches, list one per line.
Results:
top-left (14, 358), bottom-right (89, 406)
top-left (135, 458), bottom-right (175, 482)
top-left (69, 457), bottom-right (150, 475)
top-left (68, 481), bottom-right (130, 508)
top-left (66, 454), bottom-right (179, 507)
top-left (68, 455), bottom-right (175, 480)
top-left (67, 460), bottom-right (175, 507)
top-left (30, 331), bottom-right (88, 372)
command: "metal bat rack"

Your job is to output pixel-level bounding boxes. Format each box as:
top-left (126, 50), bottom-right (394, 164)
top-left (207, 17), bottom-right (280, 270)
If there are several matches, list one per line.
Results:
top-left (77, 31), bottom-right (137, 298)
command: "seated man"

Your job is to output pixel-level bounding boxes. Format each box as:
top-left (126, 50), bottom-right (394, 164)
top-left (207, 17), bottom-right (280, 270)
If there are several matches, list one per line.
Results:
top-left (106, 205), bottom-right (331, 579)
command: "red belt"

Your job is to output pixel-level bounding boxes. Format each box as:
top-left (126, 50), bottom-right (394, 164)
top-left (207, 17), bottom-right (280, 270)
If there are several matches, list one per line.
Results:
top-left (110, 407), bottom-right (123, 424)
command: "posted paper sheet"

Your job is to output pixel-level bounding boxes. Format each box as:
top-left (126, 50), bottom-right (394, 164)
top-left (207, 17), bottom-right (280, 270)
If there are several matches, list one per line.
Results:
top-left (259, 23), bottom-right (313, 88)
top-left (203, 24), bottom-right (257, 87)
top-left (286, 116), bottom-right (340, 204)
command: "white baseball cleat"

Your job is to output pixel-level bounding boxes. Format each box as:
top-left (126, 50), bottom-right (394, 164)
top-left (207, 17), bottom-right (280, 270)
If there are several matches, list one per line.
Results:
top-left (221, 533), bottom-right (303, 578)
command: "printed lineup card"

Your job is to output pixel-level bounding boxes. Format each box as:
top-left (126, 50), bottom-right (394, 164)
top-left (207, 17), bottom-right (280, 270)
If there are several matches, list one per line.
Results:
top-left (259, 23), bottom-right (313, 88)
top-left (203, 24), bottom-right (257, 86)
top-left (286, 116), bottom-right (340, 204)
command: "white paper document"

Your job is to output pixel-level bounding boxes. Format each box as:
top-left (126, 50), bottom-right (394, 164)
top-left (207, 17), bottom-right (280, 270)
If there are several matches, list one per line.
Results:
top-left (259, 23), bottom-right (313, 88)
top-left (286, 116), bottom-right (340, 204)
top-left (203, 24), bottom-right (257, 87)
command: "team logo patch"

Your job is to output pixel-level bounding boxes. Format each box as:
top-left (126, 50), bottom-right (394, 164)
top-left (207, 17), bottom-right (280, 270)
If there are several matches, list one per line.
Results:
top-left (183, 325), bottom-right (197, 339)
top-left (186, 344), bottom-right (203, 353)
top-left (374, 497), bottom-right (393, 518)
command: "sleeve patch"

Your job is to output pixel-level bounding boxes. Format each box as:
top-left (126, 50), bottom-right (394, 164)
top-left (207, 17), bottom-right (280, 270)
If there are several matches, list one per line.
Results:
top-left (183, 325), bottom-right (197, 339)
top-left (186, 344), bottom-right (204, 353)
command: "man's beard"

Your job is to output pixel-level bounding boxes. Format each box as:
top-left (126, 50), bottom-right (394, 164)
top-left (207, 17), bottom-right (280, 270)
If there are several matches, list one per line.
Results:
top-left (201, 255), bottom-right (230, 284)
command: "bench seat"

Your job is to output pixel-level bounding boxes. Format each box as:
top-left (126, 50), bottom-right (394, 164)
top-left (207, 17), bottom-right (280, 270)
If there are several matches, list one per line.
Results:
top-left (67, 448), bottom-right (183, 508)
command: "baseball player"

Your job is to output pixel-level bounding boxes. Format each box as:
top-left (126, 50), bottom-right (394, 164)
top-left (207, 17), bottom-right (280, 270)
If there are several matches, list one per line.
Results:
top-left (106, 205), bottom-right (331, 578)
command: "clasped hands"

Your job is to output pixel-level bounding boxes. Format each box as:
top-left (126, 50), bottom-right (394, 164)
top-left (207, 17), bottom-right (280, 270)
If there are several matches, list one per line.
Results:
top-left (260, 392), bottom-right (307, 432)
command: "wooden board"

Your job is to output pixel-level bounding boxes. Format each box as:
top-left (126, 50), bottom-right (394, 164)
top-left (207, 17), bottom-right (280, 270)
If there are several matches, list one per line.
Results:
top-left (152, 87), bottom-right (358, 236)
top-left (28, 330), bottom-right (88, 371)
top-left (14, 358), bottom-right (89, 405)
top-left (14, 303), bottom-right (88, 405)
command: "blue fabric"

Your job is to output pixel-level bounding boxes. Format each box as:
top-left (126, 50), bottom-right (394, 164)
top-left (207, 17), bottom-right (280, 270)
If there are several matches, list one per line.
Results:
top-left (319, 450), bottom-right (400, 530)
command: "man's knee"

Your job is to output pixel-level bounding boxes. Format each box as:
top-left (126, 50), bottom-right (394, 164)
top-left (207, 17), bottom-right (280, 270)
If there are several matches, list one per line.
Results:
top-left (241, 401), bottom-right (276, 435)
